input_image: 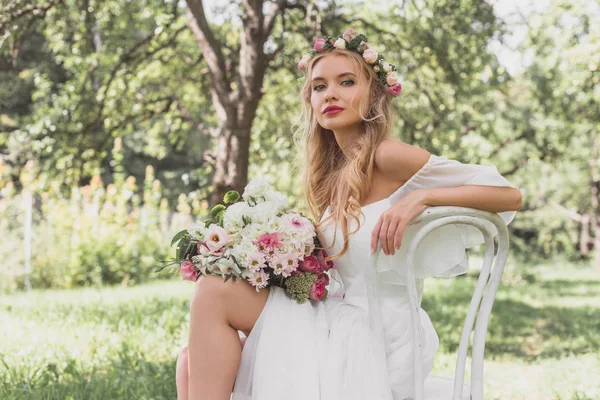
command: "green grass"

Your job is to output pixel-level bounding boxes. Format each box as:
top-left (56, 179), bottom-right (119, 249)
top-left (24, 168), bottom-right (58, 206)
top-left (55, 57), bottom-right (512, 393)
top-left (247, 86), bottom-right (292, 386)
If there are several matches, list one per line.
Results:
top-left (1, 260), bottom-right (599, 399)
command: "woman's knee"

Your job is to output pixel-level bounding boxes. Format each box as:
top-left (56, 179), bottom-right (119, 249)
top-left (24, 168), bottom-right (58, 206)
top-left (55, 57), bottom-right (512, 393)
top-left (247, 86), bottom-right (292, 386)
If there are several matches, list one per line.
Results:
top-left (178, 345), bottom-right (189, 364)
top-left (191, 274), bottom-right (269, 334)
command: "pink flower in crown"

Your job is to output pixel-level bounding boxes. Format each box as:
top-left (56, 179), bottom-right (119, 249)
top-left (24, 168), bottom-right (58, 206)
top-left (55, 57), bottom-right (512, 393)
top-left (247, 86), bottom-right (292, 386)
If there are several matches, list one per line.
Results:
top-left (386, 71), bottom-right (398, 86)
top-left (257, 232), bottom-right (283, 250)
top-left (343, 28), bottom-right (358, 42)
top-left (299, 255), bottom-right (323, 274)
top-left (298, 54), bottom-right (311, 71)
top-left (310, 278), bottom-right (327, 300)
top-left (248, 269), bottom-right (270, 291)
top-left (363, 48), bottom-right (378, 64)
top-left (313, 37), bottom-right (326, 52)
top-left (205, 224), bottom-right (230, 253)
top-left (180, 261), bottom-right (198, 281)
top-left (387, 83), bottom-right (402, 96)
top-left (317, 249), bottom-right (334, 271)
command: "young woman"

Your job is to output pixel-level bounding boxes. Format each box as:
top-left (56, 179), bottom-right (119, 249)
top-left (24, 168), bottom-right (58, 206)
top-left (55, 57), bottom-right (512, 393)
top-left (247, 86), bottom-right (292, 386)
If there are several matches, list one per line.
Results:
top-left (176, 29), bottom-right (522, 400)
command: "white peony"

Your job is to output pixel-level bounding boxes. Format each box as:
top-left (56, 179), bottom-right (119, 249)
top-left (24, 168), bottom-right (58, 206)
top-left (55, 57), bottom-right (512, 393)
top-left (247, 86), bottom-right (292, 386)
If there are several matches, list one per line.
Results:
top-left (242, 178), bottom-right (272, 203)
top-left (223, 201), bottom-right (251, 232)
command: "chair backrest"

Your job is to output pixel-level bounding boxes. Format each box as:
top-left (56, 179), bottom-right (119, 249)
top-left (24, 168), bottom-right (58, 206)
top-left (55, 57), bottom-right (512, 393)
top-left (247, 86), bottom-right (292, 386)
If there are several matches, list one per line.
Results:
top-left (406, 206), bottom-right (510, 400)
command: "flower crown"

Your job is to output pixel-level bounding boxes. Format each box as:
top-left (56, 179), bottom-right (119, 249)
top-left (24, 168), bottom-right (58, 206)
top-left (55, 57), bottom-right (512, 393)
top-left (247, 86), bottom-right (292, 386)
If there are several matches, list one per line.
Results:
top-left (298, 28), bottom-right (403, 96)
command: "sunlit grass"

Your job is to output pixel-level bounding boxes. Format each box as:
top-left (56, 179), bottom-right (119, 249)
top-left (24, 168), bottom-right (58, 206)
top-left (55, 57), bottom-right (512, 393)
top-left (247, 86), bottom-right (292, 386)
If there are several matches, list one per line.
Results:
top-left (1, 261), bottom-right (599, 399)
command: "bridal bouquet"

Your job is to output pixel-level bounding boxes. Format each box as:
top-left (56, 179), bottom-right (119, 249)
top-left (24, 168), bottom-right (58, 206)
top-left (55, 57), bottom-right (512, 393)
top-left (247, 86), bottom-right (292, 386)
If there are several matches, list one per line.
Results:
top-left (163, 179), bottom-right (334, 304)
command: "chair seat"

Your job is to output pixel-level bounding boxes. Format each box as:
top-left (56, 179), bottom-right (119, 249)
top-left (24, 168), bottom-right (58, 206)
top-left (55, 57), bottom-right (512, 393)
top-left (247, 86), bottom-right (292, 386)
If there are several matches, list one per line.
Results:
top-left (424, 375), bottom-right (470, 400)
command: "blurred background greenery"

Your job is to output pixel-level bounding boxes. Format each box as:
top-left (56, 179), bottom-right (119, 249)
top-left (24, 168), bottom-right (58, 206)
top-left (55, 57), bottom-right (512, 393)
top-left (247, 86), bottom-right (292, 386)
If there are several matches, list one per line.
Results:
top-left (0, 0), bottom-right (599, 399)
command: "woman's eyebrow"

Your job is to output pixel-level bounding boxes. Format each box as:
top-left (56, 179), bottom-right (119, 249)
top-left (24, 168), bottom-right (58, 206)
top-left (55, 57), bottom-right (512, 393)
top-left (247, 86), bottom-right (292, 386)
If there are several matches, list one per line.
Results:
top-left (311, 72), bottom-right (356, 83)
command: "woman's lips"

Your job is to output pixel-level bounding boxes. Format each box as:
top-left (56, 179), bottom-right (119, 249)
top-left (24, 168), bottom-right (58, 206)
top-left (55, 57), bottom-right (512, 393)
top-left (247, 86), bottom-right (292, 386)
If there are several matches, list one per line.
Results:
top-left (324, 108), bottom-right (344, 115)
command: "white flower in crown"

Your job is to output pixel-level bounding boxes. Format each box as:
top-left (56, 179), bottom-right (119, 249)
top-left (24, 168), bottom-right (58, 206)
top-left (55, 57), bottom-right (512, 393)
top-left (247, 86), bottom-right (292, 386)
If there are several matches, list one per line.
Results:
top-left (363, 47), bottom-right (378, 64)
top-left (333, 38), bottom-right (346, 49)
top-left (381, 61), bottom-right (392, 72)
top-left (386, 71), bottom-right (399, 86)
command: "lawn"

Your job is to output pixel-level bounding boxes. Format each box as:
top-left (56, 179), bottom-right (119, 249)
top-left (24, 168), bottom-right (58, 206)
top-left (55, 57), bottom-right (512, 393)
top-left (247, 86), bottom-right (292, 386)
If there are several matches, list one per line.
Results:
top-left (1, 259), bottom-right (599, 400)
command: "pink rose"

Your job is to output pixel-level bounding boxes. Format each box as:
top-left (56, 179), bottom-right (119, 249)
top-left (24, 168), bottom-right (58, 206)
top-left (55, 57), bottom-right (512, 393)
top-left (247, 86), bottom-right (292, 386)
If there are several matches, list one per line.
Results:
top-left (180, 261), bottom-right (198, 281)
top-left (310, 279), bottom-right (327, 300)
top-left (299, 255), bottom-right (323, 274)
top-left (343, 28), bottom-right (358, 42)
top-left (387, 83), bottom-right (402, 96)
top-left (313, 38), bottom-right (326, 52)
top-left (317, 249), bottom-right (334, 271)
top-left (317, 273), bottom-right (330, 286)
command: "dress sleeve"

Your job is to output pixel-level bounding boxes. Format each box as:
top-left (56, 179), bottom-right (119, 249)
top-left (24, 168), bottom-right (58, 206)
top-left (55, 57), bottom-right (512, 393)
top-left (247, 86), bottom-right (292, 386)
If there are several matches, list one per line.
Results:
top-left (375, 154), bottom-right (519, 285)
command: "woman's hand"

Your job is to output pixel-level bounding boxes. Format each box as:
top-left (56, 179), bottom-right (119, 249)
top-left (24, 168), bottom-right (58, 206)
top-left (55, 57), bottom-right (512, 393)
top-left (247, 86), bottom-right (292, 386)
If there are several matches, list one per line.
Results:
top-left (370, 190), bottom-right (429, 255)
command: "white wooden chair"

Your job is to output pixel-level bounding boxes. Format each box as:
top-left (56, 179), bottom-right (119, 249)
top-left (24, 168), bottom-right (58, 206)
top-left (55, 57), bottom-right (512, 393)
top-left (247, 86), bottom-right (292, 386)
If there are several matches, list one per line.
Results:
top-left (406, 206), bottom-right (511, 400)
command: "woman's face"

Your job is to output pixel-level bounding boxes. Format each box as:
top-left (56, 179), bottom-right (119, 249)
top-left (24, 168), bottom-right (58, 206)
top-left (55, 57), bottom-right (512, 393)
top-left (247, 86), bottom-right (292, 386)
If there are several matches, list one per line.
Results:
top-left (310, 54), bottom-right (370, 133)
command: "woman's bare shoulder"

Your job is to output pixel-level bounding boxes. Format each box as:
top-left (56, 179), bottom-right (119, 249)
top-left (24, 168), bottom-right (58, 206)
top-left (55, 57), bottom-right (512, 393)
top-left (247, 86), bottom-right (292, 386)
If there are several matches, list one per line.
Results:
top-left (374, 139), bottom-right (431, 182)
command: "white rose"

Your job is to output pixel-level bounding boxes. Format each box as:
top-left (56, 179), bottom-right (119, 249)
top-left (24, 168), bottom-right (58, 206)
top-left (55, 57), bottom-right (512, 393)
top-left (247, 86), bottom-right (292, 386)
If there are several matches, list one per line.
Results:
top-left (386, 71), bottom-right (398, 86)
top-left (381, 61), bottom-right (392, 72)
top-left (363, 48), bottom-right (378, 64)
top-left (334, 38), bottom-right (346, 49)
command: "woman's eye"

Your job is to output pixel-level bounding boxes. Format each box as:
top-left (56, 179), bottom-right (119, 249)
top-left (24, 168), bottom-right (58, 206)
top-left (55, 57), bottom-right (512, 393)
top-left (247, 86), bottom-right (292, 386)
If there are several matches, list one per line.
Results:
top-left (342, 79), bottom-right (355, 86)
top-left (313, 84), bottom-right (325, 91)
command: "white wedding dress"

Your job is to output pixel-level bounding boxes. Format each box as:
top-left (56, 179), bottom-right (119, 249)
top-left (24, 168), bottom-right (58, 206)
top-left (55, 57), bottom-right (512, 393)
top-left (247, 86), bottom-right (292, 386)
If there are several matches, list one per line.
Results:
top-left (231, 154), bottom-right (518, 400)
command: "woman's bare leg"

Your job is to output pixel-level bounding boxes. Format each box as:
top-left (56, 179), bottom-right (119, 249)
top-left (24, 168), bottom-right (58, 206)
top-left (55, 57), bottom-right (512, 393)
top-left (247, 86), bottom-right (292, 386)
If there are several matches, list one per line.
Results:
top-left (176, 346), bottom-right (190, 400)
top-left (176, 332), bottom-right (248, 400)
top-left (184, 275), bottom-right (269, 400)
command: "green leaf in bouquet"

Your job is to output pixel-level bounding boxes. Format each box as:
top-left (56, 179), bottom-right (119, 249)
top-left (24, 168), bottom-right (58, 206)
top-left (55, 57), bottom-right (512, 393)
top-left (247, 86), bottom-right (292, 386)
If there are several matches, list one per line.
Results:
top-left (223, 190), bottom-right (241, 204)
top-left (223, 274), bottom-right (231, 283)
top-left (216, 211), bottom-right (225, 226)
top-left (171, 229), bottom-right (188, 247)
top-left (210, 204), bottom-right (226, 219)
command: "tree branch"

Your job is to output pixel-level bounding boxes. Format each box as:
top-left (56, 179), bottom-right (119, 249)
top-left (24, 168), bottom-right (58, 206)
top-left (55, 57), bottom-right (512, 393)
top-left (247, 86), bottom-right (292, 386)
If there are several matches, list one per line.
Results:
top-left (0, 0), bottom-right (63, 36)
top-left (185, 0), bottom-right (231, 103)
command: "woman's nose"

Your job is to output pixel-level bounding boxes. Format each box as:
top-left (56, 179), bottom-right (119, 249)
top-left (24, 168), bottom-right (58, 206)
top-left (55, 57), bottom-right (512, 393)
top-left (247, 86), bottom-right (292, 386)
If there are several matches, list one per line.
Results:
top-left (324, 86), bottom-right (338, 101)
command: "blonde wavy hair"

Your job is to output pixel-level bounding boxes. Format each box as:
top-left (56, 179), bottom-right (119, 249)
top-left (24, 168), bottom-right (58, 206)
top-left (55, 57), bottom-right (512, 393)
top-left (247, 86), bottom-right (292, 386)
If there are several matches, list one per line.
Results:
top-left (293, 49), bottom-right (396, 260)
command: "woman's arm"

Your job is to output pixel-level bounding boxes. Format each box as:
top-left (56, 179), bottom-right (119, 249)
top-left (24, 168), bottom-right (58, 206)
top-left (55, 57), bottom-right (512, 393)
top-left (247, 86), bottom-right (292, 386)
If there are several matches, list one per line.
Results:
top-left (420, 185), bottom-right (522, 213)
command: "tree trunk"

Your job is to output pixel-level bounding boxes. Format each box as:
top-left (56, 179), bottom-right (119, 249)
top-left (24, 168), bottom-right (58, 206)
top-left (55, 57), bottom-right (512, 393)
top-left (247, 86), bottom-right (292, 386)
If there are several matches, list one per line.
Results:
top-left (184, 0), bottom-right (288, 205)
top-left (211, 123), bottom-right (253, 205)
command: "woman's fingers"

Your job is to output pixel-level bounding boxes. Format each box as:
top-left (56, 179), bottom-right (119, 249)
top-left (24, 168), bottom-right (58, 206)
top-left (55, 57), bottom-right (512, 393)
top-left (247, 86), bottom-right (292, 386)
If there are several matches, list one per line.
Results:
top-left (385, 218), bottom-right (400, 255)
top-left (372, 213), bottom-right (406, 255)
top-left (371, 217), bottom-right (383, 252)
top-left (394, 220), bottom-right (407, 251)
top-left (379, 218), bottom-right (391, 255)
